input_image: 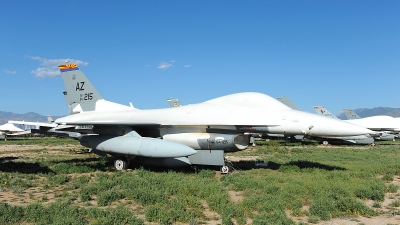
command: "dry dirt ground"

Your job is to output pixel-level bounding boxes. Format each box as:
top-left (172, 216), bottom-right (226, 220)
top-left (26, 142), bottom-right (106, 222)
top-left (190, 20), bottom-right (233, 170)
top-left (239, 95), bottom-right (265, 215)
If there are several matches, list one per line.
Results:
top-left (1, 143), bottom-right (400, 225)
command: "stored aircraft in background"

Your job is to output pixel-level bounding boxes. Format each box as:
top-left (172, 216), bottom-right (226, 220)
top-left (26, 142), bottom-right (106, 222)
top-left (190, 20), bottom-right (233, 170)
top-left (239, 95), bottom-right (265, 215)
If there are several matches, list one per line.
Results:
top-left (267, 98), bottom-right (375, 145)
top-left (54, 63), bottom-right (372, 173)
top-left (315, 106), bottom-right (397, 142)
top-left (9, 116), bottom-right (85, 139)
top-left (0, 123), bottom-right (30, 140)
top-left (340, 109), bottom-right (400, 133)
top-left (343, 109), bottom-right (398, 141)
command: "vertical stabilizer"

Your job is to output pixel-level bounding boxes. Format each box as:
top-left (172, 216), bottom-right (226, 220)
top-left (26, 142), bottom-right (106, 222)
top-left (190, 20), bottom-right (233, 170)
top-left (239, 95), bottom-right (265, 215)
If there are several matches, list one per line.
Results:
top-left (59, 63), bottom-right (132, 114)
top-left (46, 116), bottom-right (54, 123)
top-left (343, 109), bottom-right (361, 120)
top-left (167, 98), bottom-right (182, 107)
top-left (313, 106), bottom-right (338, 119)
top-left (277, 96), bottom-right (301, 110)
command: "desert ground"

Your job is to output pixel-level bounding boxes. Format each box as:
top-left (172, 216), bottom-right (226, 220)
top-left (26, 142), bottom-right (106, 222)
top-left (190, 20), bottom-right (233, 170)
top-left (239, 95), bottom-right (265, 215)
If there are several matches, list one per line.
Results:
top-left (1, 138), bottom-right (400, 225)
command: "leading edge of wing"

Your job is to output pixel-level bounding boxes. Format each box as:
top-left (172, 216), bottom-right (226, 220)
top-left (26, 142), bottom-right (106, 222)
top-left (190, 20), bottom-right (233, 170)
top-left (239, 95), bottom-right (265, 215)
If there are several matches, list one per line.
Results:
top-left (57, 121), bottom-right (162, 127)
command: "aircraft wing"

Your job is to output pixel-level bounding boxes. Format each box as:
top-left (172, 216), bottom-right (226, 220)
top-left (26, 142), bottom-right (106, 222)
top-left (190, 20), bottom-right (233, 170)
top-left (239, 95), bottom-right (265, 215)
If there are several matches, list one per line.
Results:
top-left (6, 130), bottom-right (32, 136)
top-left (8, 120), bottom-right (57, 128)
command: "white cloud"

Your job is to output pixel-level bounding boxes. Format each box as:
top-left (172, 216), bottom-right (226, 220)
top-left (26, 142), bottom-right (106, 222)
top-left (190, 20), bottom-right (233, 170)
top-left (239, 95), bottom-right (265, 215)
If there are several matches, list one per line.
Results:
top-left (170, 60), bottom-right (176, 63)
top-left (184, 65), bottom-right (191, 68)
top-left (27, 56), bottom-right (88, 78)
top-left (158, 62), bottom-right (173, 70)
top-left (4, 69), bottom-right (17, 74)
top-left (30, 67), bottom-right (61, 78)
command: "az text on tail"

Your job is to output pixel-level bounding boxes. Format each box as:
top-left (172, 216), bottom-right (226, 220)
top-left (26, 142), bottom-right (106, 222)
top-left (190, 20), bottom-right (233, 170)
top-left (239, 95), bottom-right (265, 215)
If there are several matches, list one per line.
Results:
top-left (59, 63), bottom-right (133, 114)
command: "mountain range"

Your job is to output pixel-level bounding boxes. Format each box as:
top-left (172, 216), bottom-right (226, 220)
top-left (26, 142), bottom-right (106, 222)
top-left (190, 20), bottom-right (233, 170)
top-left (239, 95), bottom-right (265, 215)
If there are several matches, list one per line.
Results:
top-left (1, 107), bottom-right (400, 125)
top-left (336, 107), bottom-right (400, 120)
top-left (0, 111), bottom-right (63, 125)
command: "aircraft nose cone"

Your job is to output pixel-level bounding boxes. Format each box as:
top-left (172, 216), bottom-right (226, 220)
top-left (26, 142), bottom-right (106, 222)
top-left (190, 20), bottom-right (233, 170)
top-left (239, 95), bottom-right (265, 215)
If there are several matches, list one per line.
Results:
top-left (336, 122), bottom-right (373, 136)
top-left (309, 116), bottom-right (372, 137)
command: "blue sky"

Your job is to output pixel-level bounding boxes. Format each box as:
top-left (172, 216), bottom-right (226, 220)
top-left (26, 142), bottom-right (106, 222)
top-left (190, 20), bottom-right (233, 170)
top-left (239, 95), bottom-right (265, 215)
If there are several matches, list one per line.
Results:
top-left (1, 0), bottom-right (399, 116)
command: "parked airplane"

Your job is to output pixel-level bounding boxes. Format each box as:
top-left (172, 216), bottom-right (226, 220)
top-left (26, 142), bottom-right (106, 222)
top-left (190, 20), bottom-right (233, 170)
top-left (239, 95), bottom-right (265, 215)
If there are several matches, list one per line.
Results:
top-left (343, 109), bottom-right (398, 141)
top-left (54, 63), bottom-right (372, 173)
top-left (314, 106), bottom-right (396, 142)
top-left (270, 98), bottom-right (375, 145)
top-left (9, 116), bottom-right (84, 139)
top-left (0, 123), bottom-right (26, 140)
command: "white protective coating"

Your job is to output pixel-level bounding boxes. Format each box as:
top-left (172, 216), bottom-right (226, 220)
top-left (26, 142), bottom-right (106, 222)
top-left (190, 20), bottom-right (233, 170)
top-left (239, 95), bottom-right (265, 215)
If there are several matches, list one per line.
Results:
top-left (56, 92), bottom-right (373, 137)
top-left (345, 115), bottom-right (400, 131)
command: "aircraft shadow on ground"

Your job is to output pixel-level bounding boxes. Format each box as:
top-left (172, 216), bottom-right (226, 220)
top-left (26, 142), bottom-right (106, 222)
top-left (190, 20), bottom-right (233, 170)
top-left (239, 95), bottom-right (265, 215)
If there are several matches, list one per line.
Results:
top-left (52, 157), bottom-right (114, 172)
top-left (1, 155), bottom-right (346, 174)
top-left (230, 160), bottom-right (346, 171)
top-left (0, 156), bottom-right (53, 174)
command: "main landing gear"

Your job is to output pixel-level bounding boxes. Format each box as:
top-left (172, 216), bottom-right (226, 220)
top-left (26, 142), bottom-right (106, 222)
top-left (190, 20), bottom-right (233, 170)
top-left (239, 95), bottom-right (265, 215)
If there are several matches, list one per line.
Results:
top-left (114, 158), bottom-right (131, 170)
top-left (220, 162), bottom-right (234, 174)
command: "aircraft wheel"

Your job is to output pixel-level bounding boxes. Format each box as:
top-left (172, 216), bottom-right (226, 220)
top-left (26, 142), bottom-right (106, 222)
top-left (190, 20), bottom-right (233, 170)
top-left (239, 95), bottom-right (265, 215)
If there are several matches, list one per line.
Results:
top-left (114, 159), bottom-right (129, 170)
top-left (221, 164), bottom-right (233, 174)
top-left (322, 141), bottom-right (329, 146)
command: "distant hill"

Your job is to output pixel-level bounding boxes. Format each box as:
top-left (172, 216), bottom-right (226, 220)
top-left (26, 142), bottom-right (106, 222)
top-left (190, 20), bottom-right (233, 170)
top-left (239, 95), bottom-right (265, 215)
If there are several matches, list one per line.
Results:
top-left (337, 107), bottom-right (400, 119)
top-left (0, 111), bottom-right (63, 125)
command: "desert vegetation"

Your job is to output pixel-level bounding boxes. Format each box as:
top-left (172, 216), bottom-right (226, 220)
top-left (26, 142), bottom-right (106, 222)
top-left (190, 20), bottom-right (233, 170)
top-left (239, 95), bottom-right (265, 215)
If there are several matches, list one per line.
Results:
top-left (1, 138), bottom-right (400, 224)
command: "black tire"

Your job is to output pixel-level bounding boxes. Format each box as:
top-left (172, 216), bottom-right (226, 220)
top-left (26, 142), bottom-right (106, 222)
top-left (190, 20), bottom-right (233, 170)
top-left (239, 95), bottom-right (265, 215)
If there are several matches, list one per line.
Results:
top-left (114, 159), bottom-right (129, 170)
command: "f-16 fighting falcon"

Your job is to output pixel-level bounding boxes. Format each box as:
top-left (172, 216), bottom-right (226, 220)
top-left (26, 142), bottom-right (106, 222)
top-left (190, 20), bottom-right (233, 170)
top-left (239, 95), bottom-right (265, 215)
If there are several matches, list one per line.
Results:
top-left (55, 63), bottom-right (372, 173)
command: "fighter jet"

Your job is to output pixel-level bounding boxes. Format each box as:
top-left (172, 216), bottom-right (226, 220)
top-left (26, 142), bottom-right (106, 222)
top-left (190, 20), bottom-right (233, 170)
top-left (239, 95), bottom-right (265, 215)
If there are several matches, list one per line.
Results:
top-left (315, 106), bottom-right (396, 142)
top-left (8, 116), bottom-right (85, 139)
top-left (343, 109), bottom-right (398, 141)
top-left (268, 98), bottom-right (374, 145)
top-left (0, 123), bottom-right (26, 140)
top-left (54, 63), bottom-right (372, 173)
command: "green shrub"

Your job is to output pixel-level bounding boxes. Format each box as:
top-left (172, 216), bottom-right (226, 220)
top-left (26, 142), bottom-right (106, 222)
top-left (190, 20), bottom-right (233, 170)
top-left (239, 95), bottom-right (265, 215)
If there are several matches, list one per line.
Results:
top-left (24, 201), bottom-right (86, 225)
top-left (390, 200), bottom-right (400, 207)
top-left (372, 202), bottom-right (381, 208)
top-left (252, 211), bottom-right (295, 225)
top-left (0, 203), bottom-right (24, 224)
top-left (308, 215), bottom-right (320, 223)
top-left (382, 171), bottom-right (395, 181)
top-left (48, 174), bottom-right (69, 185)
top-left (97, 189), bottom-right (124, 206)
top-left (309, 198), bottom-right (337, 220)
top-left (88, 206), bottom-right (144, 225)
top-left (386, 183), bottom-right (399, 193)
top-left (355, 179), bottom-right (385, 201)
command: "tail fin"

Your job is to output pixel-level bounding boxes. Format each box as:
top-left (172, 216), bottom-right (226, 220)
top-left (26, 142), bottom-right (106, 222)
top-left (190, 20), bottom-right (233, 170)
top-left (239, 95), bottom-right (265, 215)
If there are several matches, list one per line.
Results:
top-left (313, 106), bottom-right (338, 119)
top-left (276, 96), bottom-right (301, 110)
top-left (59, 63), bottom-right (132, 114)
top-left (167, 98), bottom-right (182, 107)
top-left (343, 109), bottom-right (361, 120)
top-left (46, 115), bottom-right (54, 123)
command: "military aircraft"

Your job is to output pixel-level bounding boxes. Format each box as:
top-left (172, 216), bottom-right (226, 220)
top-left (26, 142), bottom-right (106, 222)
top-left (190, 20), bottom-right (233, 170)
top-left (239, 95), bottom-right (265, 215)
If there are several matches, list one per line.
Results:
top-left (315, 106), bottom-right (396, 142)
top-left (54, 63), bottom-right (372, 173)
top-left (9, 116), bottom-right (85, 139)
top-left (265, 98), bottom-right (374, 145)
top-left (343, 109), bottom-right (398, 141)
top-left (0, 123), bottom-right (26, 140)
